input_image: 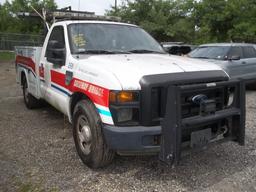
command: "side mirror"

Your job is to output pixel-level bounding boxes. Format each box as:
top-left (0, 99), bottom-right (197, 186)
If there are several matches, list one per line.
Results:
top-left (229, 55), bottom-right (240, 61)
top-left (46, 40), bottom-right (66, 66)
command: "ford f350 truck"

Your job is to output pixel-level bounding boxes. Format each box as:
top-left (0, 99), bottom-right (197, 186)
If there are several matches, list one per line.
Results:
top-left (15, 16), bottom-right (248, 168)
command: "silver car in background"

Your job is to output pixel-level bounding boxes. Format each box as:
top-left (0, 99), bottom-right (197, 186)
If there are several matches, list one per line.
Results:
top-left (189, 43), bottom-right (256, 88)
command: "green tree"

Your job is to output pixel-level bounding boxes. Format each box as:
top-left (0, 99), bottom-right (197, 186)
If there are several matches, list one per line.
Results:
top-left (108, 0), bottom-right (256, 44)
top-left (0, 0), bottom-right (57, 34)
top-left (192, 0), bottom-right (256, 43)
top-left (228, 0), bottom-right (256, 42)
top-left (107, 0), bottom-right (196, 42)
top-left (0, 1), bottom-right (13, 32)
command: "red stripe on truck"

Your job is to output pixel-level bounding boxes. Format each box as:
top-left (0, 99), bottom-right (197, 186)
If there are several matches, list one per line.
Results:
top-left (50, 70), bottom-right (109, 107)
top-left (16, 55), bottom-right (36, 74)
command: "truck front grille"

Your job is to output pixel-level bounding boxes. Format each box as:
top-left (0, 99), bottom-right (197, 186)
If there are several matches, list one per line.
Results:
top-left (139, 70), bottom-right (229, 126)
top-left (151, 86), bottom-right (226, 120)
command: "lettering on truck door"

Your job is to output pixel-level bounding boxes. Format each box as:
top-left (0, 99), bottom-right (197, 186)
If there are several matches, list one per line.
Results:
top-left (41, 25), bottom-right (71, 115)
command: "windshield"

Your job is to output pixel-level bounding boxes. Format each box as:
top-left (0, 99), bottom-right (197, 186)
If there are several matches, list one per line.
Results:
top-left (68, 23), bottom-right (165, 54)
top-left (189, 46), bottom-right (230, 60)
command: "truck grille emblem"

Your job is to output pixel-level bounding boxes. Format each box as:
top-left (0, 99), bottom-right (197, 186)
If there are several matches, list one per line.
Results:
top-left (191, 94), bottom-right (208, 105)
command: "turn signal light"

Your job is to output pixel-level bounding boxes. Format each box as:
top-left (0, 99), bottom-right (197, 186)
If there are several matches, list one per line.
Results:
top-left (118, 92), bottom-right (134, 102)
top-left (109, 91), bottom-right (137, 103)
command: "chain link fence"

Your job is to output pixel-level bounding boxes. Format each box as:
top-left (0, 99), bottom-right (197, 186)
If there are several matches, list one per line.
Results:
top-left (0, 32), bottom-right (44, 51)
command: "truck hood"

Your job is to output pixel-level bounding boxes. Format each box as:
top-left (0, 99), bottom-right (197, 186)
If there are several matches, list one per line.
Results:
top-left (77, 54), bottom-right (225, 90)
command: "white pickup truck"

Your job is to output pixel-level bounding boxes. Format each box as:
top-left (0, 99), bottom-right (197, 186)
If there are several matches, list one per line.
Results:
top-left (16, 19), bottom-right (247, 168)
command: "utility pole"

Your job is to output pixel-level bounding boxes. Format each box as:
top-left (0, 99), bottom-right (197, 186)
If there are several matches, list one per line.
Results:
top-left (115, 0), bottom-right (117, 13)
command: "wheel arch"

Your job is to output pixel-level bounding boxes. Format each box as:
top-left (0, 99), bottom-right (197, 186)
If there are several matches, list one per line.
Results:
top-left (69, 89), bottom-right (113, 125)
top-left (69, 92), bottom-right (93, 122)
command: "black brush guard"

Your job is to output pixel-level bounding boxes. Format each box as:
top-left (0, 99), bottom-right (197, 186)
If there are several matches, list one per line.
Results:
top-left (140, 71), bottom-right (255, 165)
top-left (159, 79), bottom-right (245, 165)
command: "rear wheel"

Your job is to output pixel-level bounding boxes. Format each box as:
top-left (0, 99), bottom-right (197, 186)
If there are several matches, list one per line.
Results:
top-left (22, 78), bottom-right (41, 109)
top-left (73, 99), bottom-right (114, 168)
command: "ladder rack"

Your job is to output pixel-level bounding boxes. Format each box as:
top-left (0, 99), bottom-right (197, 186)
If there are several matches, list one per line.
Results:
top-left (51, 10), bottom-right (121, 22)
top-left (18, 9), bottom-right (121, 23)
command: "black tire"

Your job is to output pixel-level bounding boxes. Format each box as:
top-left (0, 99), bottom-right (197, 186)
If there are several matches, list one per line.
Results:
top-left (73, 99), bottom-right (114, 168)
top-left (22, 78), bottom-right (41, 109)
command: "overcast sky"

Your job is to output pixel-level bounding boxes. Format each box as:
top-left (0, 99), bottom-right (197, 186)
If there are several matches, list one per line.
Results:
top-left (0, 0), bottom-right (119, 14)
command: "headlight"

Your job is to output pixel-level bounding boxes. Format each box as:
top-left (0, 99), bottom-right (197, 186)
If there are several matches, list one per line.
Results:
top-left (109, 91), bottom-right (140, 126)
top-left (116, 108), bottom-right (133, 122)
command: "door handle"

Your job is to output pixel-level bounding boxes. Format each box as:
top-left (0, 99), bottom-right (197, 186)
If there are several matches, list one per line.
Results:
top-left (242, 61), bottom-right (247, 64)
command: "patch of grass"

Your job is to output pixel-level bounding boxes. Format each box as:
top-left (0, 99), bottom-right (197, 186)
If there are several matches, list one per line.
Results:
top-left (50, 188), bottom-right (60, 192)
top-left (18, 182), bottom-right (59, 192)
top-left (19, 183), bottom-right (42, 192)
top-left (0, 51), bottom-right (15, 62)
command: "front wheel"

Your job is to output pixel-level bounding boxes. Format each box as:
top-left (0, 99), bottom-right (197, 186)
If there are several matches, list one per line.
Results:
top-left (73, 99), bottom-right (114, 168)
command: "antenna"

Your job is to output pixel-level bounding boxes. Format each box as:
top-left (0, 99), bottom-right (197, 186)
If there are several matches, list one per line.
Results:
top-left (77, 0), bottom-right (81, 59)
top-left (42, 8), bottom-right (50, 31)
top-left (30, 5), bottom-right (50, 31)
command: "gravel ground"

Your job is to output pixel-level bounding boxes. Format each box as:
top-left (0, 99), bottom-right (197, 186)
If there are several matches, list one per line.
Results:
top-left (1, 61), bottom-right (256, 192)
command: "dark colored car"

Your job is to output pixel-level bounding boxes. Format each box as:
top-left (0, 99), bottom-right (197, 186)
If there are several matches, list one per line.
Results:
top-left (162, 42), bottom-right (196, 55)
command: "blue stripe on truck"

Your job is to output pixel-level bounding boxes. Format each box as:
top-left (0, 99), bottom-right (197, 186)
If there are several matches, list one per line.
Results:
top-left (97, 108), bottom-right (112, 117)
top-left (51, 84), bottom-right (71, 97)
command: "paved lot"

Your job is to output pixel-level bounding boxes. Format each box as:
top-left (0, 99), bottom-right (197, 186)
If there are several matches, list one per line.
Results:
top-left (1, 61), bottom-right (256, 192)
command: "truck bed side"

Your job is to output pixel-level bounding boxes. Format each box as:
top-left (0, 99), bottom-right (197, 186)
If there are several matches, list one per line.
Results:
top-left (15, 46), bottom-right (42, 99)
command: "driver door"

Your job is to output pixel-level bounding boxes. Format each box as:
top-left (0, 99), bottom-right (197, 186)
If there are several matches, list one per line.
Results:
top-left (42, 25), bottom-right (70, 115)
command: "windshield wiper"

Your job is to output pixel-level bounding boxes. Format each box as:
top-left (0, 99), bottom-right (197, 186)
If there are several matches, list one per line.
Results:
top-left (191, 56), bottom-right (210, 59)
top-left (76, 50), bottom-right (115, 54)
top-left (128, 49), bottom-right (165, 54)
top-left (111, 50), bottom-right (132, 54)
top-left (76, 50), bottom-right (131, 54)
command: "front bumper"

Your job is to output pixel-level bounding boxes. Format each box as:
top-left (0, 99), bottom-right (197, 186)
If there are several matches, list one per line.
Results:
top-left (103, 79), bottom-right (249, 165)
top-left (103, 106), bottom-right (243, 154)
top-left (102, 125), bottom-right (161, 153)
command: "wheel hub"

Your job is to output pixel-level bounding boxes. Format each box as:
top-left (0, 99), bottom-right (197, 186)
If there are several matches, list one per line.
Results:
top-left (77, 116), bottom-right (92, 155)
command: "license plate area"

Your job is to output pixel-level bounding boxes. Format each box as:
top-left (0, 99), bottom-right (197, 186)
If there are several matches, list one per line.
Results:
top-left (190, 128), bottom-right (212, 148)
